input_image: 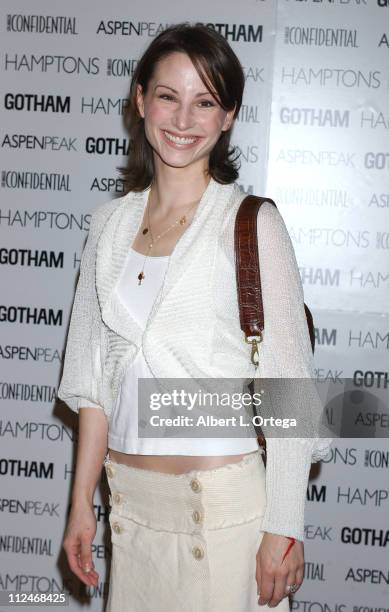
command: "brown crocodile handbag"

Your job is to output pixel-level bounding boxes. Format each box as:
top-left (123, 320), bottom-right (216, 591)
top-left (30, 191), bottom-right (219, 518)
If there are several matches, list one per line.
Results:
top-left (234, 195), bottom-right (316, 466)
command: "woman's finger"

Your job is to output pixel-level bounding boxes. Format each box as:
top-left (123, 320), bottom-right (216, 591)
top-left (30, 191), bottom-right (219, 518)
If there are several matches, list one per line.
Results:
top-left (76, 552), bottom-right (100, 585)
top-left (64, 539), bottom-right (95, 586)
top-left (267, 566), bottom-right (289, 606)
top-left (257, 566), bottom-right (275, 606)
top-left (79, 534), bottom-right (94, 574)
top-left (255, 553), bottom-right (262, 598)
top-left (283, 566), bottom-right (303, 597)
top-left (295, 563), bottom-right (304, 587)
top-left (64, 533), bottom-right (99, 587)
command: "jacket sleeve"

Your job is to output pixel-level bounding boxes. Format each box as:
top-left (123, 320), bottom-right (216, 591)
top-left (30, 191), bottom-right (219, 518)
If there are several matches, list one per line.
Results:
top-left (57, 209), bottom-right (105, 415)
top-left (253, 201), bottom-right (333, 542)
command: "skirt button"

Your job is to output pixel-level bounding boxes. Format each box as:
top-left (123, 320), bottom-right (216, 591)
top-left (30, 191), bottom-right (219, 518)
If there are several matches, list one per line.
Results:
top-left (192, 509), bottom-right (202, 524)
top-left (190, 478), bottom-right (201, 493)
top-left (192, 545), bottom-right (204, 560)
top-left (113, 493), bottom-right (122, 504)
top-left (112, 522), bottom-right (122, 535)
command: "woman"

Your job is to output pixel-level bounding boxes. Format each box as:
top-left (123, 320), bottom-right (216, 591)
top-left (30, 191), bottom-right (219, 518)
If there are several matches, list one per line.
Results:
top-left (59, 23), bottom-right (331, 611)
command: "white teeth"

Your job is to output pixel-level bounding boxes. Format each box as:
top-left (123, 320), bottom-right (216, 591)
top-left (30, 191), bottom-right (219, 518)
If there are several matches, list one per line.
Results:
top-left (164, 131), bottom-right (197, 144)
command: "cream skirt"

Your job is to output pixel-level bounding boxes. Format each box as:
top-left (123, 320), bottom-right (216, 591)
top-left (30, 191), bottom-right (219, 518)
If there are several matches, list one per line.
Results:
top-left (104, 450), bottom-right (290, 612)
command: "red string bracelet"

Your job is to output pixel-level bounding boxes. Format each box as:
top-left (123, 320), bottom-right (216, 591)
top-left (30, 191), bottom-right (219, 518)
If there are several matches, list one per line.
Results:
top-left (281, 537), bottom-right (296, 563)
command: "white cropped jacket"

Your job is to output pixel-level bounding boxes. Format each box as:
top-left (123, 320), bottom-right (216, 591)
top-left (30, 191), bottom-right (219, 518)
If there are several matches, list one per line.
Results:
top-left (58, 177), bottom-right (333, 541)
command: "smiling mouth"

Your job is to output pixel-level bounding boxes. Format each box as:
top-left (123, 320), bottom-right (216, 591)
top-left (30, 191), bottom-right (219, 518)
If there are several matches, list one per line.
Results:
top-left (163, 130), bottom-right (199, 145)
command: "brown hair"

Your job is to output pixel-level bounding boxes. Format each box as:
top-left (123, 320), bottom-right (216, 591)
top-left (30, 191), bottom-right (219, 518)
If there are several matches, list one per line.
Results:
top-left (119, 22), bottom-right (245, 192)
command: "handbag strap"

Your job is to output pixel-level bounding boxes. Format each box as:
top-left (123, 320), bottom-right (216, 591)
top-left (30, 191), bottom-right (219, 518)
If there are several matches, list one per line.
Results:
top-left (234, 195), bottom-right (276, 339)
top-left (234, 195), bottom-right (316, 362)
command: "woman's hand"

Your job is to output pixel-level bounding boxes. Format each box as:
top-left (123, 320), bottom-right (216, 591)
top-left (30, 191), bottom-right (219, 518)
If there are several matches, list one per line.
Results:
top-left (63, 500), bottom-right (99, 587)
top-left (256, 532), bottom-right (304, 607)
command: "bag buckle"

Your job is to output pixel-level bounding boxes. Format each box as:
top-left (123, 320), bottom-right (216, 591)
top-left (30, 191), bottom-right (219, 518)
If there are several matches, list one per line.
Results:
top-left (245, 334), bottom-right (262, 368)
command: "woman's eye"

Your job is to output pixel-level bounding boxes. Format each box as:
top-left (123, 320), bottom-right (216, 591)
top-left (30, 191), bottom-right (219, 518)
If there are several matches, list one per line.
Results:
top-left (198, 100), bottom-right (215, 108)
top-left (159, 94), bottom-right (175, 101)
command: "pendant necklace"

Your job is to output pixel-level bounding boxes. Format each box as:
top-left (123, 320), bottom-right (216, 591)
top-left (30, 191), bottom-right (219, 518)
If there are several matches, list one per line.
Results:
top-left (137, 194), bottom-right (200, 285)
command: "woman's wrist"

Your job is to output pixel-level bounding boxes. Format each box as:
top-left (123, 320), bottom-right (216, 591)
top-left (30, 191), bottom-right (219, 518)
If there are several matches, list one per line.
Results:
top-left (262, 533), bottom-right (297, 563)
top-left (71, 489), bottom-right (95, 509)
top-left (281, 537), bottom-right (296, 563)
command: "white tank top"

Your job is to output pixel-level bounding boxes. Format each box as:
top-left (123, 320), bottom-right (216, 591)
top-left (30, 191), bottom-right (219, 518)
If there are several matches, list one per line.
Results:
top-left (108, 248), bottom-right (259, 455)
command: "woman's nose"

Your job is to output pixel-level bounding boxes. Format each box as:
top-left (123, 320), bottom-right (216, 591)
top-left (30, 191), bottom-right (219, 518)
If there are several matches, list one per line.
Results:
top-left (172, 104), bottom-right (194, 131)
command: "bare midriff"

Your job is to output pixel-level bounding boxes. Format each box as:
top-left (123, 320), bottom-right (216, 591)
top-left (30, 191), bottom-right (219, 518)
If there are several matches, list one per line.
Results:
top-left (107, 449), bottom-right (257, 474)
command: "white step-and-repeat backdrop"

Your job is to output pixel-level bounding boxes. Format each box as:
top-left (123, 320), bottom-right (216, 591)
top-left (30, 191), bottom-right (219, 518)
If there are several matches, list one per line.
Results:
top-left (1, 1), bottom-right (388, 610)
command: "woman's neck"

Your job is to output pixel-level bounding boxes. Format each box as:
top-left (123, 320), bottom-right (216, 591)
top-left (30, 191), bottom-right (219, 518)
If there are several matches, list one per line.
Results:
top-left (151, 160), bottom-right (211, 215)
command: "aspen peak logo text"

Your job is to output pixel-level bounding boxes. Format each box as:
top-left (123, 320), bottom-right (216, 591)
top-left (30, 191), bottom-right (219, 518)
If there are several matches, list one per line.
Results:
top-left (96, 20), bottom-right (168, 36)
top-left (90, 177), bottom-right (125, 192)
top-left (0, 344), bottom-right (61, 363)
top-left (2, 134), bottom-right (77, 152)
top-left (345, 566), bottom-right (389, 585)
top-left (0, 498), bottom-right (59, 516)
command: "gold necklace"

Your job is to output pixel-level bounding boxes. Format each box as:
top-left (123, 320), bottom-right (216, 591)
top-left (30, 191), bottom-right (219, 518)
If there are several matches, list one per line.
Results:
top-left (136, 194), bottom-right (200, 285)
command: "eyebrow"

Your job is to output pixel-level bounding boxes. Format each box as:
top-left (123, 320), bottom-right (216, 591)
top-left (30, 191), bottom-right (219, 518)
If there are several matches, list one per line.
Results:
top-left (154, 84), bottom-right (215, 97)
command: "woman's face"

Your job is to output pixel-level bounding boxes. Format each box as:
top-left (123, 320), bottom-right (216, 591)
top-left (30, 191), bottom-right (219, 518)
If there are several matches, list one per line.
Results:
top-left (136, 52), bottom-right (235, 173)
